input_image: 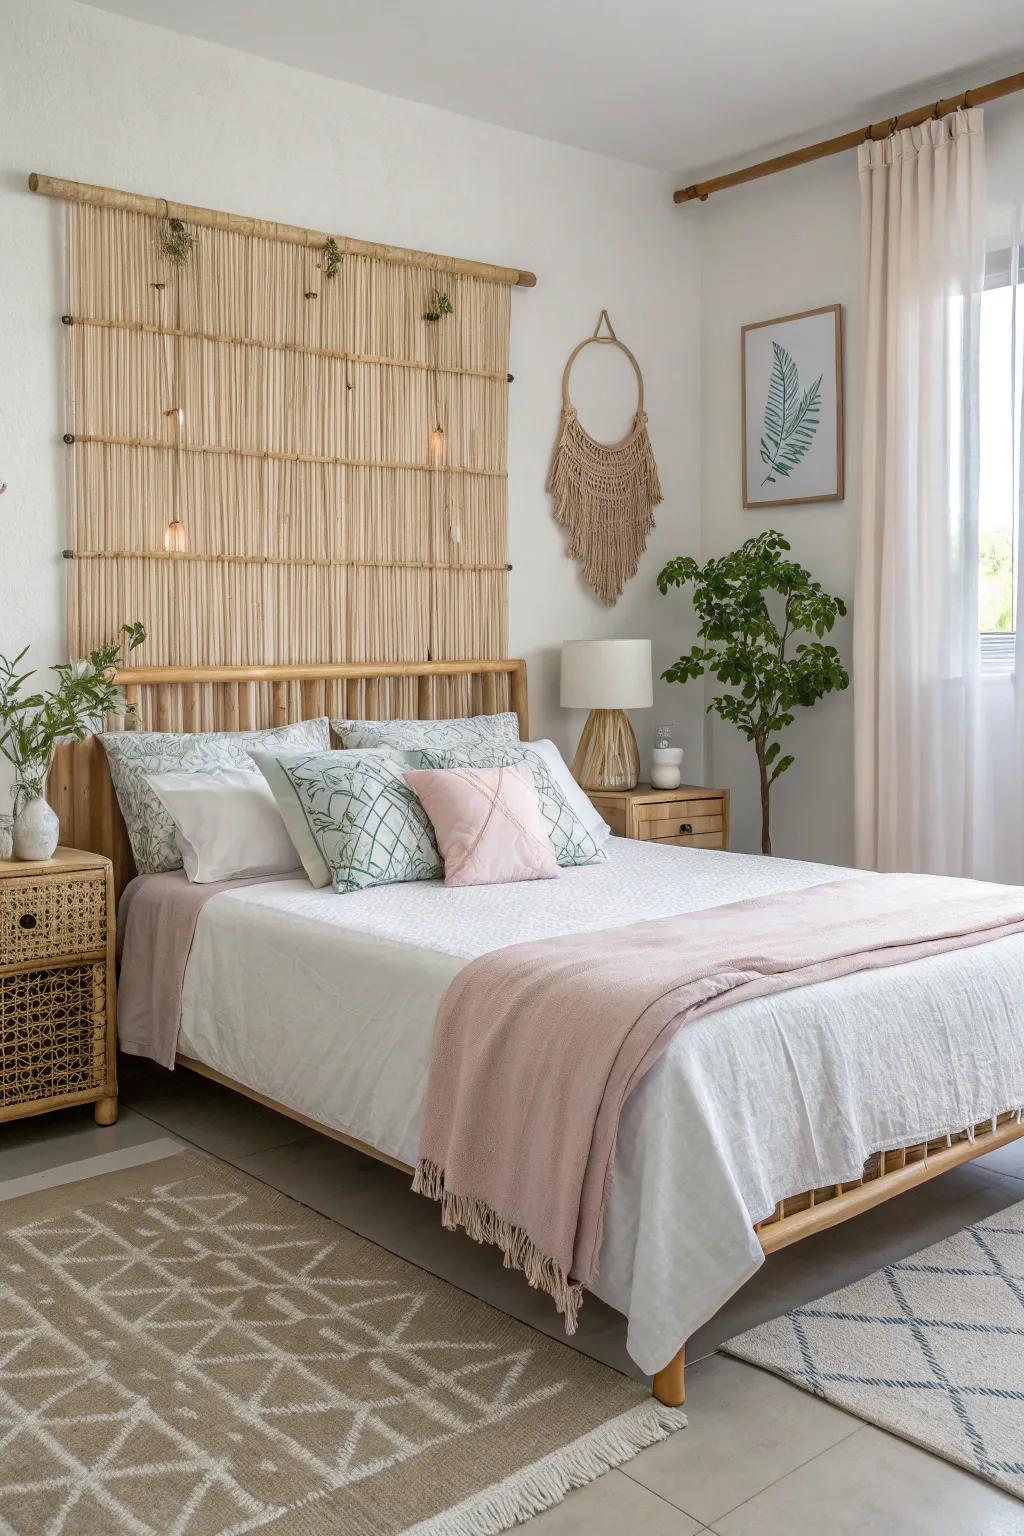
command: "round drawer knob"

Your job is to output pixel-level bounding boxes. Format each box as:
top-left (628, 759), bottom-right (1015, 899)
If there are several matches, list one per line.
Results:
top-left (679, 823), bottom-right (693, 835)
top-left (18, 912), bottom-right (38, 930)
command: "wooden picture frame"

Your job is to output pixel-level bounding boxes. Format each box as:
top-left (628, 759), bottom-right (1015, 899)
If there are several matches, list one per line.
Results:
top-left (741, 303), bottom-right (844, 509)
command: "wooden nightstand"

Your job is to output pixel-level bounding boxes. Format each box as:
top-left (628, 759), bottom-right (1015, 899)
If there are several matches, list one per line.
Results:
top-left (0, 848), bottom-right (118, 1127)
top-left (586, 783), bottom-right (731, 850)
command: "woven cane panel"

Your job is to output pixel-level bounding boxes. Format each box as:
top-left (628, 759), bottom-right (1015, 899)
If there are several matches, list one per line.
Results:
top-left (0, 963), bottom-right (106, 1109)
top-left (65, 205), bottom-right (510, 668)
top-left (0, 872), bottom-right (106, 966)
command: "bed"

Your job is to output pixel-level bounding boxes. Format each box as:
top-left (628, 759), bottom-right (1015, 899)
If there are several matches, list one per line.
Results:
top-left (50, 657), bottom-right (1024, 1409)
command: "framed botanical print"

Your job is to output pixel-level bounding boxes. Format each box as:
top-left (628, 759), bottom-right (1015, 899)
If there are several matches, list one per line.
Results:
top-left (741, 303), bottom-right (844, 508)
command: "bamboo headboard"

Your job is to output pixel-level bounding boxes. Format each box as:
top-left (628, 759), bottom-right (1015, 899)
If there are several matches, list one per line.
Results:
top-left (49, 657), bottom-right (528, 901)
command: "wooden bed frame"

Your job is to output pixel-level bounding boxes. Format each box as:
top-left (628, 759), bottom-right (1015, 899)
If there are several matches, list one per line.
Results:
top-left (49, 657), bottom-right (1024, 1410)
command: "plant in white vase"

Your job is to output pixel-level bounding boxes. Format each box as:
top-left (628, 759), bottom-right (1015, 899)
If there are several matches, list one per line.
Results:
top-left (0, 623), bottom-right (145, 860)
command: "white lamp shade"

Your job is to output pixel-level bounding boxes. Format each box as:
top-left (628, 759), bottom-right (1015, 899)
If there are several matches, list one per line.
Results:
top-left (560, 639), bottom-right (653, 710)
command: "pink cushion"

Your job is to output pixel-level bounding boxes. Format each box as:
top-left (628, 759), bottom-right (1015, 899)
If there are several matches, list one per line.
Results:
top-left (405, 764), bottom-right (560, 888)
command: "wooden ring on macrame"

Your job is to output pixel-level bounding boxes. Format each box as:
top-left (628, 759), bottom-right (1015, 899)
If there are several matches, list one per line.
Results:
top-left (548, 311), bottom-right (663, 606)
top-left (561, 331), bottom-right (645, 419)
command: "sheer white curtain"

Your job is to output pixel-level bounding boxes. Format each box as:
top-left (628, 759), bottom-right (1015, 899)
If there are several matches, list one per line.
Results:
top-left (971, 204), bottom-right (1024, 882)
top-left (854, 109), bottom-right (987, 875)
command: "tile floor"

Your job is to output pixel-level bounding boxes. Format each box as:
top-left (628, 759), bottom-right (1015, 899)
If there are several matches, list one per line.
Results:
top-left (4, 1062), bottom-right (1024, 1535)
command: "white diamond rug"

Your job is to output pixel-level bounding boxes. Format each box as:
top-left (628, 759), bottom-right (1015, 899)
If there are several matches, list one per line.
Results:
top-left (723, 1200), bottom-right (1024, 1499)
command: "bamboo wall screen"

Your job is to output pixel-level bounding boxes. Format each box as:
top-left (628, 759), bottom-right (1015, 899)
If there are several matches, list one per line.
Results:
top-left (62, 200), bottom-right (513, 719)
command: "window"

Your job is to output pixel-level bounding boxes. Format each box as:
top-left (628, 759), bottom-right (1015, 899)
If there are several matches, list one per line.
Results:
top-left (979, 245), bottom-right (1022, 669)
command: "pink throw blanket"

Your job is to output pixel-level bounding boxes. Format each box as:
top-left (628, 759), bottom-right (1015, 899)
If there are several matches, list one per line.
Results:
top-left (414, 872), bottom-right (1024, 1331)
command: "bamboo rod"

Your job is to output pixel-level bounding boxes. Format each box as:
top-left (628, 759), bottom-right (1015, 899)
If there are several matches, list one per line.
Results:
top-left (66, 315), bottom-right (511, 384)
top-left (70, 432), bottom-right (507, 478)
top-left (111, 659), bottom-right (525, 684)
top-left (674, 69), bottom-right (1024, 203)
top-left (66, 549), bottom-right (512, 573)
top-left (29, 172), bottom-right (538, 287)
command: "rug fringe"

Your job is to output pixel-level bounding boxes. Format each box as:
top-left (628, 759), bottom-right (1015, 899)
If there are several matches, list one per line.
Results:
top-left (399, 1399), bottom-right (687, 1536)
top-left (413, 1158), bottom-right (583, 1331)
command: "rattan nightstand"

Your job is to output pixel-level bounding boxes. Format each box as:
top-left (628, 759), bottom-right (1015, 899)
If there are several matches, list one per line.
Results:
top-left (0, 848), bottom-right (117, 1127)
top-left (586, 783), bottom-right (731, 850)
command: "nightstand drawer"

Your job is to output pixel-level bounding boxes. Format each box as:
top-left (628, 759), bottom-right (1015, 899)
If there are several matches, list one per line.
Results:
top-left (635, 799), bottom-right (724, 839)
top-left (0, 870), bottom-right (107, 967)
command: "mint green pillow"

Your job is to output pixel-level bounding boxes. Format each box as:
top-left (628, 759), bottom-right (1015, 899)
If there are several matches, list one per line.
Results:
top-left (412, 745), bottom-right (607, 868)
top-left (331, 712), bottom-right (520, 752)
top-left (251, 749), bottom-right (442, 893)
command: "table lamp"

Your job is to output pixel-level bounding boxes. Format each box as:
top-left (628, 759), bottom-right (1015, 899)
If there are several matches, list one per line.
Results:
top-left (561, 638), bottom-right (653, 790)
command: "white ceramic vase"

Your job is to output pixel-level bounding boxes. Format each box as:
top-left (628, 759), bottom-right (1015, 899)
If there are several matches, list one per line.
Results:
top-left (650, 746), bottom-right (684, 790)
top-left (13, 793), bottom-right (60, 861)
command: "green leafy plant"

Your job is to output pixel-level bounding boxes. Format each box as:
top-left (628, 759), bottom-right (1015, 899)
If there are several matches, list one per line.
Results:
top-left (658, 531), bottom-right (847, 855)
top-left (0, 624), bottom-right (146, 809)
top-left (760, 342), bottom-right (821, 486)
top-left (160, 217), bottom-right (197, 266)
top-left (320, 237), bottom-right (342, 278)
top-left (423, 289), bottom-right (454, 323)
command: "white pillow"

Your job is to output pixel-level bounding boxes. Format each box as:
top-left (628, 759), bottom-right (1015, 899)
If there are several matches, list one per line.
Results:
top-left (101, 716), bottom-right (331, 874)
top-left (526, 739), bottom-right (611, 847)
top-left (144, 770), bottom-right (303, 884)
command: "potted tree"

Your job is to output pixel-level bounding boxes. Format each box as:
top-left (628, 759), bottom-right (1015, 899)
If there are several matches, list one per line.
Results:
top-left (657, 530), bottom-right (848, 855)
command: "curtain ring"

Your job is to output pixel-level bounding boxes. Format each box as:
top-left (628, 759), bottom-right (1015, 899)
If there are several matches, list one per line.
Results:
top-left (887, 116), bottom-right (899, 139)
top-left (932, 100), bottom-right (942, 121)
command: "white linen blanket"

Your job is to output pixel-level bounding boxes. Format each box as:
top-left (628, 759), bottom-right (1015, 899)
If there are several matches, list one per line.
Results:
top-left (171, 839), bottom-right (1024, 1373)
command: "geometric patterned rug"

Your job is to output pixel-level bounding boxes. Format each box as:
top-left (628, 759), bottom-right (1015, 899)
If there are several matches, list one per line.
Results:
top-left (723, 1200), bottom-right (1024, 1500)
top-left (0, 1149), bottom-right (683, 1535)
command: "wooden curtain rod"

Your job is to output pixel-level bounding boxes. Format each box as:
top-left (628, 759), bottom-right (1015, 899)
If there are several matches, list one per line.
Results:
top-left (28, 172), bottom-right (538, 288)
top-left (674, 68), bottom-right (1024, 203)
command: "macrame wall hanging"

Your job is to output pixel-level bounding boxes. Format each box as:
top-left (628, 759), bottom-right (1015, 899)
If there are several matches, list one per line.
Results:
top-left (548, 311), bottom-right (663, 606)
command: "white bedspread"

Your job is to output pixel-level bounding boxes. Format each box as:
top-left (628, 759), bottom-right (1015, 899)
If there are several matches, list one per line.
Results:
top-left (176, 838), bottom-right (1024, 1374)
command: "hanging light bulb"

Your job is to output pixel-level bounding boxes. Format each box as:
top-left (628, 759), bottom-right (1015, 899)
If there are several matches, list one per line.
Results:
top-left (163, 518), bottom-right (188, 553)
top-left (429, 424), bottom-right (445, 466)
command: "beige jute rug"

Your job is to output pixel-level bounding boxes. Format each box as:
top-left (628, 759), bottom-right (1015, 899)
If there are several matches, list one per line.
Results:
top-left (0, 1149), bottom-right (684, 1535)
top-left (723, 1198), bottom-right (1024, 1500)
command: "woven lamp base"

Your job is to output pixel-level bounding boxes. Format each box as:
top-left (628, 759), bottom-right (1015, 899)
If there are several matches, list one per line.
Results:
top-left (571, 709), bottom-right (640, 791)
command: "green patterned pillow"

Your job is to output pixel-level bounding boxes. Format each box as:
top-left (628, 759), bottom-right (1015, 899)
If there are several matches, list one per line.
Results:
top-left (412, 746), bottom-right (607, 868)
top-left (251, 749), bottom-right (442, 893)
top-left (100, 717), bottom-right (331, 875)
top-left (331, 712), bottom-right (520, 752)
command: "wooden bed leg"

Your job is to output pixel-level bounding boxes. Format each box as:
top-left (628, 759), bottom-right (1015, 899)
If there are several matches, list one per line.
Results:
top-left (94, 1095), bottom-right (118, 1126)
top-left (652, 1344), bottom-right (685, 1407)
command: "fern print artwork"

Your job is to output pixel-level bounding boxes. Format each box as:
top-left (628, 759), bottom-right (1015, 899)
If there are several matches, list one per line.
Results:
top-left (742, 305), bottom-right (843, 508)
top-left (759, 342), bottom-right (821, 486)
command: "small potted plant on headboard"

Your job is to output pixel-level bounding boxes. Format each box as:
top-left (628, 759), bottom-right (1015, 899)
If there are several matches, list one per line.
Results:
top-left (657, 531), bottom-right (847, 855)
top-left (0, 623), bottom-right (145, 860)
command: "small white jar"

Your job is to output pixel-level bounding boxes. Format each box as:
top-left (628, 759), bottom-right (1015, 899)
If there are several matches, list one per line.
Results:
top-left (650, 746), bottom-right (684, 790)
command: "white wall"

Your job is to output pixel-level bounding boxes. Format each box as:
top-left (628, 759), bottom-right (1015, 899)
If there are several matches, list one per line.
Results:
top-left (0, 0), bottom-right (703, 800)
top-left (697, 160), bottom-right (860, 863)
top-left (698, 94), bottom-right (1024, 864)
